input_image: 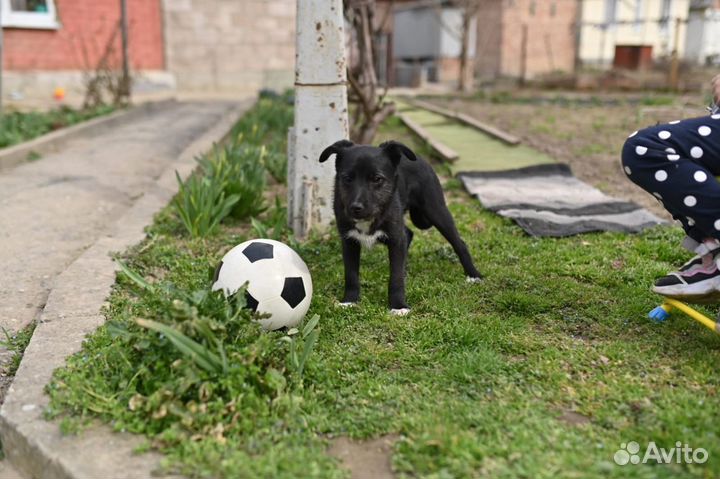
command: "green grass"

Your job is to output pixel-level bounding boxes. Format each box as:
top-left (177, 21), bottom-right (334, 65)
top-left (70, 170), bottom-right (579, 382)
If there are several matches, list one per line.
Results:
top-left (45, 101), bottom-right (720, 478)
top-left (1, 321), bottom-right (37, 377)
top-left (0, 105), bottom-right (116, 148)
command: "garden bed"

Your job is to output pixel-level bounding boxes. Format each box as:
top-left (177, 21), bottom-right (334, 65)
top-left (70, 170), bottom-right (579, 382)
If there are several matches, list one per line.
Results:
top-left (0, 105), bottom-right (115, 149)
top-left (45, 93), bottom-right (719, 478)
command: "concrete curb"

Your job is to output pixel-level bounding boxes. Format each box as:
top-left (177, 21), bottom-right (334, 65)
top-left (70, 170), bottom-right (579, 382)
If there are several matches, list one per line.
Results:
top-left (0, 99), bottom-right (177, 172)
top-left (0, 100), bottom-right (250, 479)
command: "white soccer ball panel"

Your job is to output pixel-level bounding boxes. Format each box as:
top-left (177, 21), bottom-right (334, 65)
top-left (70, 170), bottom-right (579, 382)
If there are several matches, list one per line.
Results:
top-left (256, 296), bottom-right (304, 330)
top-left (245, 259), bottom-right (288, 301)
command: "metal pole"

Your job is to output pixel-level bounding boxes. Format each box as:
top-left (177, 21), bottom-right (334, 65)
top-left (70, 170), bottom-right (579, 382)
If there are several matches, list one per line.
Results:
top-left (120, 0), bottom-right (130, 102)
top-left (288, 0), bottom-right (349, 238)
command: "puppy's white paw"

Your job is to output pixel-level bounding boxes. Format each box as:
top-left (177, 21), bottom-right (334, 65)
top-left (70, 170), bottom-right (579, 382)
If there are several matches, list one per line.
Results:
top-left (466, 276), bottom-right (483, 284)
top-left (389, 308), bottom-right (411, 316)
top-left (337, 302), bottom-right (357, 308)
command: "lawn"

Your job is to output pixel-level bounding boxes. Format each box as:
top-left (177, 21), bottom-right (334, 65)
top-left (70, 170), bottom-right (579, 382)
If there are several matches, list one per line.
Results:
top-left (0, 105), bottom-right (115, 148)
top-left (46, 94), bottom-right (720, 478)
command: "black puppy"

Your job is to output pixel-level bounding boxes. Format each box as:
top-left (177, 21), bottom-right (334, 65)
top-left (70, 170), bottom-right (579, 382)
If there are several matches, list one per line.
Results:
top-left (319, 139), bottom-right (482, 314)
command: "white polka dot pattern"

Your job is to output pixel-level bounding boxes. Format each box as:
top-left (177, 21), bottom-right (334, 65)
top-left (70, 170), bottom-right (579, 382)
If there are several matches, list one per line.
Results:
top-left (684, 195), bottom-right (697, 207)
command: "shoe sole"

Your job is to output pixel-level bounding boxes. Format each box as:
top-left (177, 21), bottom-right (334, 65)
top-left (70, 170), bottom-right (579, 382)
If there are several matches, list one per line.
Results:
top-left (653, 276), bottom-right (720, 303)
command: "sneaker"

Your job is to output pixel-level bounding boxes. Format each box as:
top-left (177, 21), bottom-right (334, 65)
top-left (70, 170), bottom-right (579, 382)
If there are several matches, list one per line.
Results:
top-left (653, 257), bottom-right (720, 297)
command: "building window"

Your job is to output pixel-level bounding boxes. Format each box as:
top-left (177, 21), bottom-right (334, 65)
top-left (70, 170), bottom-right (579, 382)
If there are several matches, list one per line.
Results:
top-left (659, 0), bottom-right (672, 33)
top-left (660, 0), bottom-right (672, 20)
top-left (1, 0), bottom-right (59, 29)
top-left (634, 0), bottom-right (644, 30)
top-left (605, 0), bottom-right (618, 26)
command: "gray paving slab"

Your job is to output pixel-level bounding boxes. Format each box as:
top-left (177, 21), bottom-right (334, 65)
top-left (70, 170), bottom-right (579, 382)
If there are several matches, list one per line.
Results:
top-left (0, 100), bottom-right (236, 337)
top-left (0, 99), bottom-right (248, 478)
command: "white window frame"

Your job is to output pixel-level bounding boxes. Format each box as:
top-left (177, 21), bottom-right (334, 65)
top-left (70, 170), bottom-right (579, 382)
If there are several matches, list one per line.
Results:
top-left (0, 0), bottom-right (60, 30)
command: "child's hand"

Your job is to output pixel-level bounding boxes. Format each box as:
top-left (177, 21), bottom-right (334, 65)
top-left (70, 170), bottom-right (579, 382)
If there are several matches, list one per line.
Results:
top-left (713, 74), bottom-right (720, 105)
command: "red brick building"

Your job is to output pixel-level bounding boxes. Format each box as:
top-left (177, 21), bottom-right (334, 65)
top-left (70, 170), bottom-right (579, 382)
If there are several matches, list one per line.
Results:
top-left (476, 0), bottom-right (578, 81)
top-left (2, 0), bottom-right (163, 71)
top-left (1, 0), bottom-right (296, 106)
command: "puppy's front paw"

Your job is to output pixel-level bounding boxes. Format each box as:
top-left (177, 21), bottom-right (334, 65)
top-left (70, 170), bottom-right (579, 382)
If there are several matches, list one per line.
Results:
top-left (466, 276), bottom-right (483, 284)
top-left (337, 301), bottom-right (357, 308)
top-left (389, 308), bottom-right (411, 316)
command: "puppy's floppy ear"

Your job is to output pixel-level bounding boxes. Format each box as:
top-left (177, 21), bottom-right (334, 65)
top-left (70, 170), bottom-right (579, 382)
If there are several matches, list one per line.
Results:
top-left (319, 139), bottom-right (354, 163)
top-left (380, 140), bottom-right (418, 164)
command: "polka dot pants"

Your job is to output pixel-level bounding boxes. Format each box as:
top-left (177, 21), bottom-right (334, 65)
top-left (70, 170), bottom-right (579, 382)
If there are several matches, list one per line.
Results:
top-left (622, 114), bottom-right (720, 242)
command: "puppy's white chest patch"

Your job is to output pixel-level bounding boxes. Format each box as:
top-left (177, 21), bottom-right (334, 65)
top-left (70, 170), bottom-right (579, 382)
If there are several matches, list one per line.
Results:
top-left (347, 228), bottom-right (386, 249)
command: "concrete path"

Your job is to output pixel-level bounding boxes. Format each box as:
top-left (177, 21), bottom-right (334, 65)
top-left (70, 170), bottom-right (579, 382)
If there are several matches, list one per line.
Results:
top-left (0, 100), bottom-right (236, 340)
top-left (0, 100), bottom-right (246, 478)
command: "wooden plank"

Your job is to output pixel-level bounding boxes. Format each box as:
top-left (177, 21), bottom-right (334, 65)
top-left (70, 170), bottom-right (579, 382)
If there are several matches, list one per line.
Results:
top-left (455, 113), bottom-right (521, 146)
top-left (397, 113), bottom-right (459, 162)
top-left (410, 99), bottom-right (521, 146)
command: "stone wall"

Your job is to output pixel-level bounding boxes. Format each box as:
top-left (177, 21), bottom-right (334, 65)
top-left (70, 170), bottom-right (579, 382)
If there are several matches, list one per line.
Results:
top-left (162, 0), bottom-right (296, 96)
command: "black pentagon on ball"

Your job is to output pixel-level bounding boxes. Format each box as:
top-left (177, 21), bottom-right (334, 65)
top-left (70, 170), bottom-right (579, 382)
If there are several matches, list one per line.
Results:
top-left (244, 290), bottom-right (259, 312)
top-left (212, 261), bottom-right (223, 283)
top-left (242, 242), bottom-right (274, 263)
top-left (281, 277), bottom-right (306, 309)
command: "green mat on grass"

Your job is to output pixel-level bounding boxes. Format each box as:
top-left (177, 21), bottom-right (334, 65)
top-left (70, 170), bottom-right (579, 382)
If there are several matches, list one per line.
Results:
top-left (396, 101), bottom-right (555, 173)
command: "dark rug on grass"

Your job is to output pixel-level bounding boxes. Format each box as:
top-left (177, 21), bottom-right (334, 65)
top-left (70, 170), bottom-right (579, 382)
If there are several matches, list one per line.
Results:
top-left (458, 164), bottom-right (666, 237)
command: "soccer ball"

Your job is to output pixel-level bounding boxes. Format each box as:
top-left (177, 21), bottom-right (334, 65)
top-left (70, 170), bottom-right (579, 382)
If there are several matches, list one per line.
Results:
top-left (212, 239), bottom-right (313, 330)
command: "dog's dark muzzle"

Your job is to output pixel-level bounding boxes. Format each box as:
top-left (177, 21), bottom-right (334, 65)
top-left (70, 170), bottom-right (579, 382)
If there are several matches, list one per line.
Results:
top-left (349, 202), bottom-right (370, 220)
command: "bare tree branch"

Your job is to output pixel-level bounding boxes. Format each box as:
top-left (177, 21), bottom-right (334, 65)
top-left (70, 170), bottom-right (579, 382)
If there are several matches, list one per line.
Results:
top-left (344, 0), bottom-right (396, 144)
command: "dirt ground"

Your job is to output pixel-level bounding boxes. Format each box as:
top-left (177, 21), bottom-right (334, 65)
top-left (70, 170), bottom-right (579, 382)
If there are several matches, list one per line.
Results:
top-left (432, 92), bottom-right (714, 222)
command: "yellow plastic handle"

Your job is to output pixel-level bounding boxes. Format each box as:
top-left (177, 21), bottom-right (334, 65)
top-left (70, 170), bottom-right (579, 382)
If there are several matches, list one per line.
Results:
top-left (663, 298), bottom-right (720, 335)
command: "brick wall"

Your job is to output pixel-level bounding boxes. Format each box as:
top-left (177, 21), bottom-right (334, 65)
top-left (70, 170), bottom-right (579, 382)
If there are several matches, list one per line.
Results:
top-left (3, 0), bottom-right (164, 71)
top-left (475, 0), bottom-right (504, 79)
top-left (475, 0), bottom-right (577, 79)
top-left (162, 0), bottom-right (296, 94)
top-left (499, 0), bottom-right (577, 78)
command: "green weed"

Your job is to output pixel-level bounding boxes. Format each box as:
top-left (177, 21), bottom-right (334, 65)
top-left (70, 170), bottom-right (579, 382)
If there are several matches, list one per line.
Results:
top-left (0, 321), bottom-right (37, 376)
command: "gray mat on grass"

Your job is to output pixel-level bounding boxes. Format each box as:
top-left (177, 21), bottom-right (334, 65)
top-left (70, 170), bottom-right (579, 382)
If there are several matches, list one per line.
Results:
top-left (458, 164), bottom-right (666, 237)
